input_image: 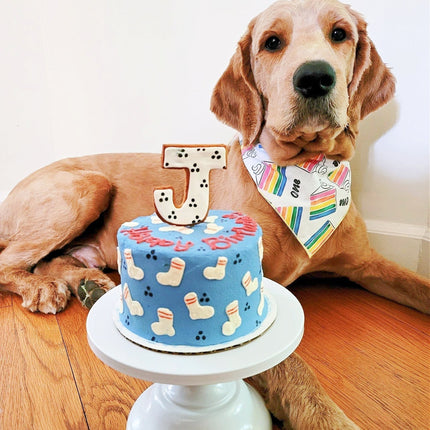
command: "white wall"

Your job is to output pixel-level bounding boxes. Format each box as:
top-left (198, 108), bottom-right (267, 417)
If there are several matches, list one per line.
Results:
top-left (0, 0), bottom-right (428, 275)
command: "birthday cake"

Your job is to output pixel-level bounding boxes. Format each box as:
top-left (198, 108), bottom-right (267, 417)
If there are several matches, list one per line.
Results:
top-left (114, 210), bottom-right (276, 353)
top-left (113, 144), bottom-right (275, 353)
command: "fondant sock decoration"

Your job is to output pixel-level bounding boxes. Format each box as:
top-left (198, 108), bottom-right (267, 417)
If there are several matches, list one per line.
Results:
top-left (204, 222), bottom-right (223, 234)
top-left (258, 237), bottom-right (264, 262)
top-left (242, 271), bottom-right (259, 296)
top-left (151, 308), bottom-right (175, 336)
top-left (116, 247), bottom-right (122, 275)
top-left (205, 215), bottom-right (219, 223)
top-left (121, 221), bottom-right (139, 228)
top-left (124, 248), bottom-right (144, 280)
top-left (222, 300), bottom-right (241, 336)
top-left (184, 292), bottom-right (215, 320)
top-left (156, 257), bottom-right (185, 286)
top-left (203, 256), bottom-right (228, 280)
top-left (123, 283), bottom-right (144, 316)
top-left (118, 292), bottom-right (124, 314)
top-left (241, 140), bottom-right (351, 257)
top-left (159, 225), bottom-right (194, 235)
top-left (258, 284), bottom-right (265, 316)
top-left (151, 215), bottom-right (163, 224)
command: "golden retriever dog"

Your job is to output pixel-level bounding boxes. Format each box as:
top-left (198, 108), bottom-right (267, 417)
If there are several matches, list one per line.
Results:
top-left (0, 0), bottom-right (429, 428)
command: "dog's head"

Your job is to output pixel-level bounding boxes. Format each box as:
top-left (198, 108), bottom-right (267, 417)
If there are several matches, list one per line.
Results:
top-left (211, 0), bottom-right (395, 165)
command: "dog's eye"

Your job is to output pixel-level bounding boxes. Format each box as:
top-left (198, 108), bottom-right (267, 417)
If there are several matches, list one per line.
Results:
top-left (264, 36), bottom-right (282, 52)
top-left (331, 27), bottom-right (347, 42)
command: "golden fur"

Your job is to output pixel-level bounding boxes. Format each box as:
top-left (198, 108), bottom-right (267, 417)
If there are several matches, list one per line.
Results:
top-left (0, 1), bottom-right (428, 428)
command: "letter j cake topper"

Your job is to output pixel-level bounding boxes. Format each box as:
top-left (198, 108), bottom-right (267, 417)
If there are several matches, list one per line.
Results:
top-left (154, 145), bottom-right (227, 225)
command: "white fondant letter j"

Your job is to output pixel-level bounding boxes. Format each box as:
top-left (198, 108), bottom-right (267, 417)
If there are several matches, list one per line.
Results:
top-left (154, 145), bottom-right (226, 225)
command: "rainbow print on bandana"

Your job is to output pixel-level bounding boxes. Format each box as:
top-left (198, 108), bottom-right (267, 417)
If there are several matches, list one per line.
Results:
top-left (259, 164), bottom-right (287, 196)
top-left (277, 206), bottom-right (303, 235)
top-left (296, 153), bottom-right (325, 173)
top-left (304, 221), bottom-right (335, 254)
top-left (240, 139), bottom-right (351, 258)
top-left (310, 188), bottom-right (336, 220)
top-left (328, 164), bottom-right (349, 187)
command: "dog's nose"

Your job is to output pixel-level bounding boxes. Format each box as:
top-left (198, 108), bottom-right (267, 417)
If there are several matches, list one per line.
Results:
top-left (293, 61), bottom-right (336, 98)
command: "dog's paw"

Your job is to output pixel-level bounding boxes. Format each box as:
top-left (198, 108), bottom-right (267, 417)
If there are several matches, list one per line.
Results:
top-left (78, 277), bottom-right (115, 310)
top-left (21, 277), bottom-right (71, 314)
top-left (290, 407), bottom-right (360, 430)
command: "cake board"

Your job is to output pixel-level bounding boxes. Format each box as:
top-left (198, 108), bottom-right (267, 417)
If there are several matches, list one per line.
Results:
top-left (87, 278), bottom-right (304, 430)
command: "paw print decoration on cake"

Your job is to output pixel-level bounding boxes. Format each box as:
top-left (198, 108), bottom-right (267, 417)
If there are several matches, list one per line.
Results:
top-left (154, 145), bottom-right (227, 225)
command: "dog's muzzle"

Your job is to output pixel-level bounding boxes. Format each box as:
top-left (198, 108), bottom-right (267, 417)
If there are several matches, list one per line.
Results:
top-left (293, 61), bottom-right (336, 98)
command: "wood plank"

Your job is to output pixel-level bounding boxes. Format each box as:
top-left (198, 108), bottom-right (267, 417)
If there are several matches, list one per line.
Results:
top-left (56, 297), bottom-right (150, 430)
top-left (292, 281), bottom-right (430, 430)
top-left (1, 276), bottom-right (427, 430)
top-left (0, 295), bottom-right (87, 429)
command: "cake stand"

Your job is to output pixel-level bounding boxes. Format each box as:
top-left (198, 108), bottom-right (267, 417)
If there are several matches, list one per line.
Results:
top-left (87, 278), bottom-right (304, 430)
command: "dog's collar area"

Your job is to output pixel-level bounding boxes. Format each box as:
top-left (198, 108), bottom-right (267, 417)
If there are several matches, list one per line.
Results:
top-left (255, 123), bottom-right (352, 165)
top-left (240, 139), bottom-right (352, 257)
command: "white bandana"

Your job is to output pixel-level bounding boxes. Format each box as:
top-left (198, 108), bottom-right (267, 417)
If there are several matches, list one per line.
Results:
top-left (241, 141), bottom-right (351, 257)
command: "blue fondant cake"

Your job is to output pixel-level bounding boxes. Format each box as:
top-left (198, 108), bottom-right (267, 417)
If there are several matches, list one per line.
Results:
top-left (114, 210), bottom-right (275, 353)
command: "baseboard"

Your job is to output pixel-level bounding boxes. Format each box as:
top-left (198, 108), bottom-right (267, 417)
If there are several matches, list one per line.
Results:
top-left (365, 219), bottom-right (429, 277)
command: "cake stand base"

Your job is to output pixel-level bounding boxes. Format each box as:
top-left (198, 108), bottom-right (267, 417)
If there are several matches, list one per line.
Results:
top-left (127, 381), bottom-right (270, 430)
top-left (87, 279), bottom-right (304, 430)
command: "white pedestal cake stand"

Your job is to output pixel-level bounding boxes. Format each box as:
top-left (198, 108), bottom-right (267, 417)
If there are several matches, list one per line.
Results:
top-left (87, 278), bottom-right (304, 430)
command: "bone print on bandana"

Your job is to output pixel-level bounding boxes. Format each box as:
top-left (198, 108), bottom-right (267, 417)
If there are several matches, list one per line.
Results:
top-left (241, 140), bottom-right (351, 257)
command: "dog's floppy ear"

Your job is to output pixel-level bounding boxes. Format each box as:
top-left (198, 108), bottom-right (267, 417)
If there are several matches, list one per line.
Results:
top-left (210, 20), bottom-right (263, 145)
top-left (347, 9), bottom-right (396, 121)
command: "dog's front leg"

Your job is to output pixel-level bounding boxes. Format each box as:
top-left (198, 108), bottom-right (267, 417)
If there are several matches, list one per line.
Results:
top-left (248, 353), bottom-right (359, 430)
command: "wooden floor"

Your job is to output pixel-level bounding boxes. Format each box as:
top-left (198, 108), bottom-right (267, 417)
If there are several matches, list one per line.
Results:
top-left (0, 275), bottom-right (429, 430)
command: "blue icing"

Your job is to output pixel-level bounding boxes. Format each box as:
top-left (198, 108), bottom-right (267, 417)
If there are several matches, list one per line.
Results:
top-left (117, 210), bottom-right (267, 349)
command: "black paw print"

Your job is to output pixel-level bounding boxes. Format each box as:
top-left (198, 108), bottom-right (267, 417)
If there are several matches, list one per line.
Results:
top-left (233, 254), bottom-right (242, 264)
top-left (199, 179), bottom-right (208, 188)
top-left (125, 315), bottom-right (130, 326)
top-left (167, 210), bottom-right (177, 221)
top-left (177, 148), bottom-right (189, 158)
top-left (190, 163), bottom-right (200, 173)
top-left (146, 250), bottom-right (157, 260)
top-left (188, 198), bottom-right (198, 208)
top-left (158, 192), bottom-right (169, 203)
top-left (195, 330), bottom-right (207, 341)
top-left (196, 246), bottom-right (207, 252)
top-left (244, 302), bottom-right (251, 311)
top-left (256, 320), bottom-right (262, 327)
top-left (199, 293), bottom-right (210, 303)
top-left (191, 215), bottom-right (201, 224)
top-left (211, 150), bottom-right (222, 160)
top-left (144, 286), bottom-right (153, 297)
